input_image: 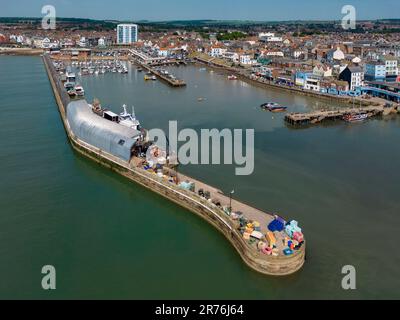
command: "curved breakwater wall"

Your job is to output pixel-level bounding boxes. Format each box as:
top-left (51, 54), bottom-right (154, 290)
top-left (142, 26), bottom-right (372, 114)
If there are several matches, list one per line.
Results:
top-left (42, 55), bottom-right (305, 276)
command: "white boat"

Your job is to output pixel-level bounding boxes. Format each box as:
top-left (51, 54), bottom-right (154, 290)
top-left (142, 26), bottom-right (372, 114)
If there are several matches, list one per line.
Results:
top-left (74, 85), bottom-right (85, 97)
top-left (343, 113), bottom-right (368, 122)
top-left (119, 104), bottom-right (141, 131)
top-left (66, 70), bottom-right (76, 83)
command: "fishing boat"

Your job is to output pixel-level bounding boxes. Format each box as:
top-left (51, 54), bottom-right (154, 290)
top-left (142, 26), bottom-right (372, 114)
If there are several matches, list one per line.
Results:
top-left (228, 75), bottom-right (238, 80)
top-left (119, 104), bottom-right (141, 130)
top-left (260, 102), bottom-right (287, 112)
top-left (343, 113), bottom-right (368, 122)
top-left (144, 74), bottom-right (152, 81)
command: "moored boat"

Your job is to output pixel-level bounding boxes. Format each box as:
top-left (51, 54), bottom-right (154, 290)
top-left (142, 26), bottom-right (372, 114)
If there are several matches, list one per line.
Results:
top-left (67, 89), bottom-right (76, 97)
top-left (343, 113), bottom-right (368, 122)
top-left (260, 102), bottom-right (287, 112)
top-left (119, 104), bottom-right (141, 130)
top-left (228, 75), bottom-right (238, 80)
top-left (74, 85), bottom-right (85, 97)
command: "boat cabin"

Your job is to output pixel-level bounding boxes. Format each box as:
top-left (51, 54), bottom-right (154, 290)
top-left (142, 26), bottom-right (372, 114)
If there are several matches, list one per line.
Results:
top-left (66, 71), bottom-right (76, 83)
top-left (103, 111), bottom-right (119, 122)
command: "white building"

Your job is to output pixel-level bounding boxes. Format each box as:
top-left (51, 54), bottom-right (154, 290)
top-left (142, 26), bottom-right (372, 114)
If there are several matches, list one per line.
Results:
top-left (98, 38), bottom-right (106, 47)
top-left (263, 50), bottom-right (284, 57)
top-left (292, 50), bottom-right (306, 59)
top-left (157, 48), bottom-right (169, 57)
top-left (328, 47), bottom-right (345, 62)
top-left (258, 32), bottom-right (275, 38)
top-left (384, 56), bottom-right (398, 77)
top-left (313, 64), bottom-right (333, 77)
top-left (238, 54), bottom-right (251, 65)
top-left (210, 46), bottom-right (226, 57)
top-left (339, 66), bottom-right (364, 91)
top-left (117, 24), bottom-right (138, 44)
top-left (78, 37), bottom-right (86, 47)
top-left (304, 77), bottom-right (321, 92)
top-left (222, 52), bottom-right (239, 63)
top-left (266, 36), bottom-right (283, 42)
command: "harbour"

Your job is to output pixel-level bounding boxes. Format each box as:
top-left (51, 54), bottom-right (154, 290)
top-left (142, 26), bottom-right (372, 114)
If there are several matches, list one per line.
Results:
top-left (2, 55), bottom-right (400, 299)
top-left (42, 53), bottom-right (306, 276)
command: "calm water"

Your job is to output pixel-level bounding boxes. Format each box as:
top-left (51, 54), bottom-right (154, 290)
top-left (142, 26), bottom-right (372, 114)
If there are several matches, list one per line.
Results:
top-left (1, 56), bottom-right (400, 299)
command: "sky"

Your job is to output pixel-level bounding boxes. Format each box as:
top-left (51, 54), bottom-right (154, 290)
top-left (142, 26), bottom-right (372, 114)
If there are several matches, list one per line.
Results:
top-left (1, 0), bottom-right (400, 21)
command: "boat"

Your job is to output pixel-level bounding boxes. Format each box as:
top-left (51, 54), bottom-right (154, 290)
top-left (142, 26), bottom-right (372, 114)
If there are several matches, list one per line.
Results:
top-left (260, 102), bottom-right (287, 112)
top-left (137, 68), bottom-right (143, 72)
top-left (144, 74), bottom-right (152, 81)
top-left (67, 89), bottom-right (76, 97)
top-left (119, 104), bottom-right (141, 130)
top-left (74, 85), bottom-right (85, 97)
top-left (66, 70), bottom-right (76, 83)
top-left (343, 113), bottom-right (368, 122)
top-left (228, 75), bottom-right (238, 80)
top-left (270, 106), bottom-right (288, 113)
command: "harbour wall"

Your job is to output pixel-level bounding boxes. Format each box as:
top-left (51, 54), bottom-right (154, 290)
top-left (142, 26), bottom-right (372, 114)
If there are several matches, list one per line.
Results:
top-left (42, 54), bottom-right (305, 276)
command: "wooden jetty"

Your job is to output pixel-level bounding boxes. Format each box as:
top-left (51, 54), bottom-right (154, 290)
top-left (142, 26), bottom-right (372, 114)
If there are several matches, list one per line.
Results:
top-left (133, 60), bottom-right (186, 87)
top-left (284, 105), bottom-right (396, 126)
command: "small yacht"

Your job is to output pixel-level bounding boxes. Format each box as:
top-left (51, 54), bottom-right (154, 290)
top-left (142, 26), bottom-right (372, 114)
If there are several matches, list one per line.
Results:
top-left (74, 85), bottom-right (85, 97)
top-left (66, 70), bottom-right (76, 83)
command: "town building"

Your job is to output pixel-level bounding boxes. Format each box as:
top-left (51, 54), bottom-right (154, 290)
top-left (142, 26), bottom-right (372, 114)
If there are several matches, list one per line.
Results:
top-left (303, 75), bottom-right (321, 92)
top-left (339, 66), bottom-right (364, 91)
top-left (364, 61), bottom-right (386, 81)
top-left (210, 45), bottom-right (227, 57)
top-left (117, 24), bottom-right (138, 44)
top-left (327, 47), bottom-right (345, 63)
top-left (383, 56), bottom-right (399, 80)
top-left (313, 64), bottom-right (333, 77)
